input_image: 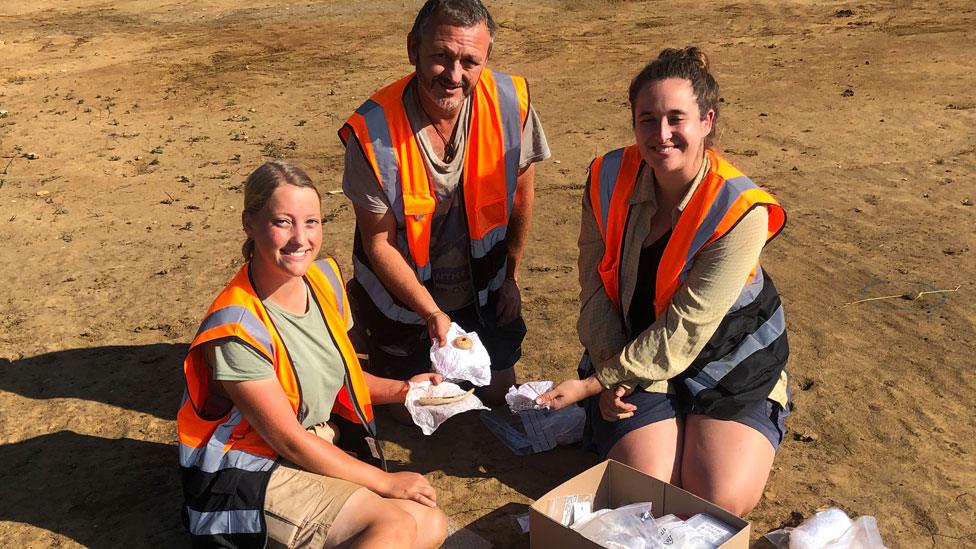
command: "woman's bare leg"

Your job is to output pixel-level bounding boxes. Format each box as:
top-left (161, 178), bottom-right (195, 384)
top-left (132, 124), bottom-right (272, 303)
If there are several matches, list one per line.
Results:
top-left (680, 415), bottom-right (775, 516)
top-left (606, 417), bottom-right (683, 484)
top-left (324, 488), bottom-right (417, 549)
top-left (389, 499), bottom-right (449, 549)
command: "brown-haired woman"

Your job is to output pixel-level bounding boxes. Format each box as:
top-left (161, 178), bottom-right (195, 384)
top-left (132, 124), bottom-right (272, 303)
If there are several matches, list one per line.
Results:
top-left (539, 48), bottom-right (791, 516)
top-left (177, 160), bottom-right (448, 548)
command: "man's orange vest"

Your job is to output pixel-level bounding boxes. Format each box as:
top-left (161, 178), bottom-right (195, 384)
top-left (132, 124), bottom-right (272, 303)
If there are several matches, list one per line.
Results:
top-left (586, 146), bottom-right (789, 418)
top-left (177, 258), bottom-right (375, 547)
top-left (339, 69), bottom-right (529, 323)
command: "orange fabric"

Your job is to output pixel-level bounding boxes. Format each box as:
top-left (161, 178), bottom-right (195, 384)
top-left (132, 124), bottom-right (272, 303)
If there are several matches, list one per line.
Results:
top-left (339, 69), bottom-right (528, 274)
top-left (177, 259), bottom-right (373, 459)
top-left (590, 147), bottom-right (785, 317)
top-left (593, 145), bottom-right (643, 310)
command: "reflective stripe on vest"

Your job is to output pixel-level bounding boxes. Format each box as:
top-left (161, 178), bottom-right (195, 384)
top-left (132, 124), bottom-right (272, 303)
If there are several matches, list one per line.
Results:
top-left (339, 69), bottom-right (529, 322)
top-left (683, 303), bottom-right (786, 396)
top-left (177, 258), bottom-right (374, 544)
top-left (186, 508), bottom-right (263, 536)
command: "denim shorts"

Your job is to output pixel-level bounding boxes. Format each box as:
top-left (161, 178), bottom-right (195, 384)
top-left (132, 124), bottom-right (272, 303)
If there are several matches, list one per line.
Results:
top-left (583, 387), bottom-right (791, 458)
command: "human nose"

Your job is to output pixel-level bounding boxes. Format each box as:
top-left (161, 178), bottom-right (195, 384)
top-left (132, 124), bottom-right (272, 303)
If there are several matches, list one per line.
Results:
top-left (656, 118), bottom-right (673, 142)
top-left (443, 60), bottom-right (463, 84)
top-left (290, 223), bottom-right (309, 245)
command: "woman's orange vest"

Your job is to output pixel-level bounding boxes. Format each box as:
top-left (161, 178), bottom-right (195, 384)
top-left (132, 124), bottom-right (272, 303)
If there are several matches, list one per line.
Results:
top-left (177, 258), bottom-right (375, 547)
top-left (339, 69), bottom-right (529, 322)
top-left (588, 146), bottom-right (786, 316)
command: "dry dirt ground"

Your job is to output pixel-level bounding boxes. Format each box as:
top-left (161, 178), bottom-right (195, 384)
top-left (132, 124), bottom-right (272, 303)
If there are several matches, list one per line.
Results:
top-left (1, 1), bottom-right (974, 547)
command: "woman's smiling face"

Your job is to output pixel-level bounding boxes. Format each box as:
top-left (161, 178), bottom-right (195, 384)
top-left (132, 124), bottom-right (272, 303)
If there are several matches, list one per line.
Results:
top-left (244, 183), bottom-right (322, 281)
top-left (633, 77), bottom-right (714, 186)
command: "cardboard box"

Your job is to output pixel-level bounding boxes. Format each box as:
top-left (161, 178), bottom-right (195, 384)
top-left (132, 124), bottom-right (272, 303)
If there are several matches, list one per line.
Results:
top-left (529, 460), bottom-right (750, 548)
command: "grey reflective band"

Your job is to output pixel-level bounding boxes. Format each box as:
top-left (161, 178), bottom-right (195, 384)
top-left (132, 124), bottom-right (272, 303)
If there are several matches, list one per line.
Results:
top-left (180, 409), bottom-right (275, 473)
top-left (356, 99), bottom-right (405, 227)
top-left (476, 268), bottom-right (507, 306)
top-left (197, 305), bottom-right (274, 359)
top-left (315, 259), bottom-right (345, 320)
top-left (186, 508), bottom-right (263, 535)
top-left (352, 255), bottom-right (423, 324)
top-left (470, 224), bottom-right (507, 259)
top-left (679, 176), bottom-right (755, 283)
top-left (597, 148), bottom-right (625, 238)
top-left (493, 72), bottom-right (522, 211)
top-left (684, 305), bottom-right (786, 394)
top-left (179, 443), bottom-right (275, 474)
top-left (728, 269), bottom-right (764, 314)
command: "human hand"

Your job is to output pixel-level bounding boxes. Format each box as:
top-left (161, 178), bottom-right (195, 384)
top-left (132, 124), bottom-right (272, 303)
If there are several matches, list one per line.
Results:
top-left (378, 471), bottom-right (438, 507)
top-left (495, 278), bottom-right (521, 326)
top-left (408, 372), bottom-right (443, 386)
top-left (598, 385), bottom-right (637, 421)
top-left (425, 310), bottom-right (451, 347)
top-left (535, 376), bottom-right (602, 411)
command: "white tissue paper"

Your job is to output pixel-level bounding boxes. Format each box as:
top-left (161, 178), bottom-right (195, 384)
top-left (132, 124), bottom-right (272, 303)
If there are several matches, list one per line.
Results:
top-left (405, 380), bottom-right (488, 435)
top-left (429, 323), bottom-right (492, 386)
top-left (505, 381), bottom-right (555, 412)
top-left (764, 507), bottom-right (888, 549)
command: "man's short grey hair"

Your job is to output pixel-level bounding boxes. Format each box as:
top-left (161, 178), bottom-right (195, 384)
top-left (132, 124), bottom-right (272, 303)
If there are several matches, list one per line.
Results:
top-left (409, 0), bottom-right (497, 43)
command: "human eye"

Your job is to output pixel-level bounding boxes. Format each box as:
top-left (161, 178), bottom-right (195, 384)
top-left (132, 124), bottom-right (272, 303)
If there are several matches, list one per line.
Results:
top-left (271, 218), bottom-right (291, 227)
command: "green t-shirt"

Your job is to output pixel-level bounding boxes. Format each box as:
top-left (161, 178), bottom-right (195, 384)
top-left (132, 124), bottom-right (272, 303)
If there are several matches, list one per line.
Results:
top-left (206, 285), bottom-right (347, 428)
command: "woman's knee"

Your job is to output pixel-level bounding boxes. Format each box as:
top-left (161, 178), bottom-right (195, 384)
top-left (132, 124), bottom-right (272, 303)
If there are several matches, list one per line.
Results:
top-left (414, 505), bottom-right (448, 549)
top-left (681, 477), bottom-right (763, 516)
top-left (368, 506), bottom-right (417, 548)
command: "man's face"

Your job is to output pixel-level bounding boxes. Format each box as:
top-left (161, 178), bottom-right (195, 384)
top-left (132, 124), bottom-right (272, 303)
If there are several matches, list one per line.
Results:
top-left (408, 19), bottom-right (492, 117)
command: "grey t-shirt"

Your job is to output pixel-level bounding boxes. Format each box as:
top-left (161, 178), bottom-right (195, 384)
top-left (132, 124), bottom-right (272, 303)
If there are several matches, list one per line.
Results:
top-left (343, 77), bottom-right (551, 312)
top-left (206, 285), bottom-right (346, 429)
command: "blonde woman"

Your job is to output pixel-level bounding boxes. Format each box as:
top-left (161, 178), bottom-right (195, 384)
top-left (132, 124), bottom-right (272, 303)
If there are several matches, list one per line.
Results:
top-left (177, 161), bottom-right (447, 548)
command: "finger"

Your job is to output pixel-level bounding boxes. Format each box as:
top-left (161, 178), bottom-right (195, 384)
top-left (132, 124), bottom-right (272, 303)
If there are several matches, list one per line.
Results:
top-left (430, 373), bottom-right (443, 385)
top-left (601, 410), bottom-right (619, 422)
top-left (416, 494), bottom-right (438, 508)
top-left (613, 398), bottom-right (637, 412)
top-left (614, 386), bottom-right (628, 397)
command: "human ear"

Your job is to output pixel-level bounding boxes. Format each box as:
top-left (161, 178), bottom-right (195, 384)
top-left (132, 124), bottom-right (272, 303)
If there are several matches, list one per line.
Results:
top-left (242, 211), bottom-right (253, 238)
top-left (702, 109), bottom-right (715, 134)
top-left (407, 34), bottom-right (419, 66)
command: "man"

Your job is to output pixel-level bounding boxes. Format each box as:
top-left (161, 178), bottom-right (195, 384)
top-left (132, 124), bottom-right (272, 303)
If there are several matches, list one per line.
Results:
top-left (339, 0), bottom-right (549, 415)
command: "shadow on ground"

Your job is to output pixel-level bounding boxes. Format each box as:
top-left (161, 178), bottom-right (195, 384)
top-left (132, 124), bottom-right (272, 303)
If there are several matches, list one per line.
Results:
top-left (0, 430), bottom-right (185, 548)
top-left (0, 343), bottom-right (187, 419)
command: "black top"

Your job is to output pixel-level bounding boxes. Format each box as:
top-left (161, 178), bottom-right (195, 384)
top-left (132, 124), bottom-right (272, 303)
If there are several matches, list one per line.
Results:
top-left (628, 229), bottom-right (672, 339)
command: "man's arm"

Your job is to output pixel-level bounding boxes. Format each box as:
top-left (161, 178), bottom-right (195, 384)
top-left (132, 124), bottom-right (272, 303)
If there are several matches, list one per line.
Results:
top-left (495, 164), bottom-right (535, 324)
top-left (353, 204), bottom-right (452, 344)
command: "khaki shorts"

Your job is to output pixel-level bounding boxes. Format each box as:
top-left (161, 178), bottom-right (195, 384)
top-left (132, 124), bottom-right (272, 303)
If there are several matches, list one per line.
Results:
top-left (264, 423), bottom-right (364, 548)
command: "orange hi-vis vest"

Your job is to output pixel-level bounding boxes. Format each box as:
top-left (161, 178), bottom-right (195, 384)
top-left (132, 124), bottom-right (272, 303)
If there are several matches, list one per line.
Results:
top-left (339, 69), bottom-right (529, 323)
top-left (586, 146), bottom-right (789, 418)
top-left (589, 146), bottom-right (785, 315)
top-left (177, 258), bottom-right (375, 548)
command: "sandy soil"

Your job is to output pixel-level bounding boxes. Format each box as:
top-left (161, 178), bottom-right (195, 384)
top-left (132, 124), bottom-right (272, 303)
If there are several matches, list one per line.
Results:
top-left (1, 1), bottom-right (974, 547)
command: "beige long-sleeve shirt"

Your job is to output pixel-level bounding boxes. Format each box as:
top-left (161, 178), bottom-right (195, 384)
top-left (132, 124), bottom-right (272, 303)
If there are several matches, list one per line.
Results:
top-left (577, 157), bottom-right (789, 407)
